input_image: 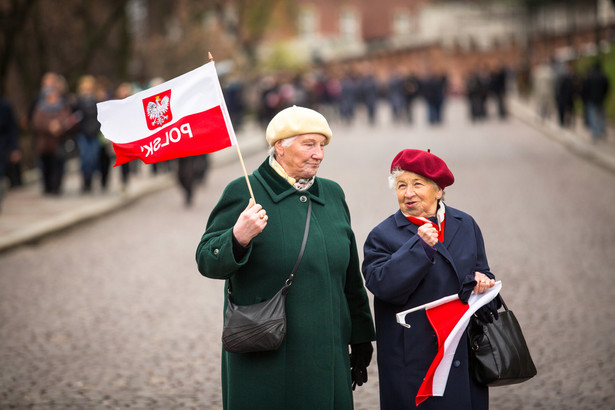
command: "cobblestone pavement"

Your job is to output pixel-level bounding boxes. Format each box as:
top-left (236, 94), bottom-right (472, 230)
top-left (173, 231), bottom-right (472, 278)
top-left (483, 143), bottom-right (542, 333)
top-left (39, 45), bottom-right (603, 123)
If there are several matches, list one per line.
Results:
top-left (1, 99), bottom-right (614, 409)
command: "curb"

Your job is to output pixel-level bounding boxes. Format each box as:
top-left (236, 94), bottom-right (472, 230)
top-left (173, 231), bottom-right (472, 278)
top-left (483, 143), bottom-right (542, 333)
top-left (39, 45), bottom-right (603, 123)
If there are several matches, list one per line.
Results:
top-left (0, 174), bottom-right (175, 252)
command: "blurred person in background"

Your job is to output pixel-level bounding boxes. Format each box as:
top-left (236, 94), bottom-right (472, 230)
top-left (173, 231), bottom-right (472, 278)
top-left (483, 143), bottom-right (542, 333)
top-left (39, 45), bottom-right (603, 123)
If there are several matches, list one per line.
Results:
top-left (339, 70), bottom-right (358, 124)
top-left (95, 76), bottom-right (114, 191)
top-left (554, 61), bottom-right (580, 129)
top-left (387, 69), bottom-right (405, 123)
top-left (323, 70), bottom-right (342, 121)
top-left (466, 63), bottom-right (490, 122)
top-left (0, 95), bottom-right (21, 212)
top-left (465, 66), bottom-right (485, 122)
top-left (177, 154), bottom-right (209, 207)
top-left (258, 75), bottom-right (280, 127)
top-left (359, 68), bottom-right (379, 125)
top-left (532, 57), bottom-right (556, 121)
top-left (73, 75), bottom-right (101, 193)
top-left (403, 70), bottom-right (421, 124)
top-left (582, 61), bottom-right (610, 142)
top-left (31, 72), bottom-right (79, 196)
top-left (489, 61), bottom-right (508, 120)
top-left (223, 74), bottom-right (245, 132)
top-left (423, 68), bottom-right (448, 125)
top-left (114, 82), bottom-right (135, 190)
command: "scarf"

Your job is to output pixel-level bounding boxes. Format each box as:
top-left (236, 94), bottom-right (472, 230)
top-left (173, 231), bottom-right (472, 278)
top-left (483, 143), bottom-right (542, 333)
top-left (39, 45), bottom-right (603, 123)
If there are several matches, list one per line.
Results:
top-left (269, 156), bottom-right (315, 191)
top-left (405, 201), bottom-right (446, 243)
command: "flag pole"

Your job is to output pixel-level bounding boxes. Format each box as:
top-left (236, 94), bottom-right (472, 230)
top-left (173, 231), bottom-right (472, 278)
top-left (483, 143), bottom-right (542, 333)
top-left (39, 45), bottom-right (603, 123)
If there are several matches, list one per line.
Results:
top-left (396, 294), bottom-right (459, 328)
top-left (208, 52), bottom-right (256, 203)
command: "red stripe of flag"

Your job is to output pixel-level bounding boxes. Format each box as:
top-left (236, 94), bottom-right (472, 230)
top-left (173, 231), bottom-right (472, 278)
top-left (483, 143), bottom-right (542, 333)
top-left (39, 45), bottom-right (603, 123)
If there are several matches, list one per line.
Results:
top-left (111, 105), bottom-right (231, 166)
top-left (416, 299), bottom-right (470, 406)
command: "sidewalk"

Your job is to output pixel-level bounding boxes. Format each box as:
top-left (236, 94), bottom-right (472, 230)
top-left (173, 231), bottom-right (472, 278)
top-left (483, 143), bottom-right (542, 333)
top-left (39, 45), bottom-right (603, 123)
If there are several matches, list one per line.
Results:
top-left (508, 96), bottom-right (615, 174)
top-left (0, 123), bottom-right (267, 253)
top-left (1, 99), bottom-right (614, 254)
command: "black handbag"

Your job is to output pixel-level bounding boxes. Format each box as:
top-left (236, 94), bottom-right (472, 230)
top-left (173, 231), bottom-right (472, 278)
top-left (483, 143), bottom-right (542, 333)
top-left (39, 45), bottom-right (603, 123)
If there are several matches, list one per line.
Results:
top-left (222, 199), bottom-right (311, 354)
top-left (467, 295), bottom-right (537, 386)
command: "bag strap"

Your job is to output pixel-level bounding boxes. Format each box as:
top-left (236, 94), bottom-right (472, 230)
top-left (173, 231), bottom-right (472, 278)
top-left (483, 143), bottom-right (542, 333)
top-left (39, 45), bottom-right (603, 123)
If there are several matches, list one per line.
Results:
top-left (228, 198), bottom-right (312, 296)
top-left (285, 198), bottom-right (311, 288)
top-left (498, 294), bottom-right (509, 311)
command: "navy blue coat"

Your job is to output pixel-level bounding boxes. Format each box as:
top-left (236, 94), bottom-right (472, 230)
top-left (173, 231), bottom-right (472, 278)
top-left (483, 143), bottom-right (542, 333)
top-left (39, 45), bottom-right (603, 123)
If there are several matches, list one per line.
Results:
top-left (362, 206), bottom-right (494, 409)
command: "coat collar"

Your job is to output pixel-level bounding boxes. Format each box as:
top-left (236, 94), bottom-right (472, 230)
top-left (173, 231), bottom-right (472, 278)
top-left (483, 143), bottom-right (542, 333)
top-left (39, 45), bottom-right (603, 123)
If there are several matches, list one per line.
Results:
top-left (253, 158), bottom-right (325, 205)
top-left (393, 205), bottom-right (462, 246)
top-left (393, 207), bottom-right (464, 273)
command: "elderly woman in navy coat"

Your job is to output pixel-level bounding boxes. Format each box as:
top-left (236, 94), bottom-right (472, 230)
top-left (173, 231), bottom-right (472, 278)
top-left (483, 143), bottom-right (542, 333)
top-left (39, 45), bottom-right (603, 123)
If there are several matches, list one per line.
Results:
top-left (362, 149), bottom-right (498, 409)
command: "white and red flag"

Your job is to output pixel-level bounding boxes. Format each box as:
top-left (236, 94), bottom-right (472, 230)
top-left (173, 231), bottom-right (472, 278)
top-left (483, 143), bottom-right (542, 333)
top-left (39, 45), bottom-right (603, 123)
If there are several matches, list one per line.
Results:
top-left (97, 62), bottom-right (236, 166)
top-left (396, 281), bottom-right (502, 406)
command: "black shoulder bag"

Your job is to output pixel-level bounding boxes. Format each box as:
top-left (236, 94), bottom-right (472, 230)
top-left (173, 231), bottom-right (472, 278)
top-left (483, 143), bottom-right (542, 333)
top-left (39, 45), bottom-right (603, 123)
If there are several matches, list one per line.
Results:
top-left (467, 295), bottom-right (537, 386)
top-left (222, 199), bottom-right (312, 354)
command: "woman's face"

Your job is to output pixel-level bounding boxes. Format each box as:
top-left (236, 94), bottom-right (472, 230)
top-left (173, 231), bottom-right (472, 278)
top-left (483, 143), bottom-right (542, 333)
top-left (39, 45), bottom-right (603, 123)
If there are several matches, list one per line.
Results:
top-left (275, 133), bottom-right (326, 179)
top-left (396, 171), bottom-right (442, 218)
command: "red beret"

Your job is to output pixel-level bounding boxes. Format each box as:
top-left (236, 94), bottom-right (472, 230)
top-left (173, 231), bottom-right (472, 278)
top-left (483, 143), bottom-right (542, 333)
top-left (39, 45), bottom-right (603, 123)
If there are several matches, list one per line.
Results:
top-left (390, 149), bottom-right (455, 189)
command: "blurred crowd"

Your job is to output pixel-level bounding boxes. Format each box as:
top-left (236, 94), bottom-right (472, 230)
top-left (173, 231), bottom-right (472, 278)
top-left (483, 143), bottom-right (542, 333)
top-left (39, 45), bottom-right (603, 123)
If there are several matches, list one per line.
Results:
top-left (0, 57), bottom-right (611, 212)
top-left (0, 72), bottom-right (211, 210)
top-left (253, 62), bottom-right (521, 133)
top-left (254, 67), bottom-right (450, 128)
top-left (0, 64), bottom-right (472, 212)
top-left (530, 58), bottom-right (610, 142)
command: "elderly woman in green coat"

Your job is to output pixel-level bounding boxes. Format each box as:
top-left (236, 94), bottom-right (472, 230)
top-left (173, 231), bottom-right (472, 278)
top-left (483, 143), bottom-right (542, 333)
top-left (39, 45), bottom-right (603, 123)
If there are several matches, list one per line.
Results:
top-left (196, 106), bottom-right (376, 410)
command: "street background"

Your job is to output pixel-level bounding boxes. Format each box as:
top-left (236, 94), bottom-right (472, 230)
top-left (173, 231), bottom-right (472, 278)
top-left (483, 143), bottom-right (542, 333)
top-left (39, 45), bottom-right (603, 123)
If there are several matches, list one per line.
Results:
top-left (1, 97), bottom-right (615, 409)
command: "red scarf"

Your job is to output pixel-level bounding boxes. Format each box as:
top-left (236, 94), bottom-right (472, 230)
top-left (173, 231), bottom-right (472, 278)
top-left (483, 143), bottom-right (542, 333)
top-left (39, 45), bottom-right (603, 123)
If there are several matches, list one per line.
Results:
top-left (406, 204), bottom-right (446, 243)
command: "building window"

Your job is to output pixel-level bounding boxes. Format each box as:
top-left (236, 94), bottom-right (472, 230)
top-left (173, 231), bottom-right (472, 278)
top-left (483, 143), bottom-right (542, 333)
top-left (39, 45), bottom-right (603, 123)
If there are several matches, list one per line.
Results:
top-left (340, 8), bottom-right (359, 39)
top-left (299, 8), bottom-right (317, 38)
top-left (393, 12), bottom-right (412, 36)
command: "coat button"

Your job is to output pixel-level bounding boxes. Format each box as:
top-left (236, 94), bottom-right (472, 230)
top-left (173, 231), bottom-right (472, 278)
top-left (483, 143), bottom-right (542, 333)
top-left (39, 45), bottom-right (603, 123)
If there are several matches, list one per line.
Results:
top-left (299, 195), bottom-right (307, 202)
top-left (453, 360), bottom-right (461, 368)
top-left (213, 249), bottom-right (219, 255)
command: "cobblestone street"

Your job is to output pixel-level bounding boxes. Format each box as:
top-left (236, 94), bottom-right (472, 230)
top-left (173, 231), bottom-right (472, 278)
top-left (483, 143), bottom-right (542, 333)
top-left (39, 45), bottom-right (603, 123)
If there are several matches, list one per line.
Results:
top-left (1, 99), bottom-right (614, 409)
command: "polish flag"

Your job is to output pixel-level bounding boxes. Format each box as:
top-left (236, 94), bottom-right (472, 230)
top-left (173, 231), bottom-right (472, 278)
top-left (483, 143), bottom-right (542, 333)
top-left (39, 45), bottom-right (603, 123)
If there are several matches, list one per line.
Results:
top-left (97, 62), bottom-right (236, 166)
top-left (396, 281), bottom-right (502, 406)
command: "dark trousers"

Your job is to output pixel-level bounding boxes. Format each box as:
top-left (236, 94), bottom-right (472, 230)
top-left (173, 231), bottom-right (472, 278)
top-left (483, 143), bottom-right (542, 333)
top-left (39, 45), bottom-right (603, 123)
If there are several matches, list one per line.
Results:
top-left (39, 153), bottom-right (65, 195)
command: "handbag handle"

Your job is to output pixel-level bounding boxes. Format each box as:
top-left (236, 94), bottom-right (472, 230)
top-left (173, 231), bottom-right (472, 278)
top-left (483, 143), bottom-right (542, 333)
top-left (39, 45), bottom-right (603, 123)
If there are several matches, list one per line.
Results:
top-left (285, 198), bottom-right (312, 287)
top-left (497, 294), bottom-right (508, 312)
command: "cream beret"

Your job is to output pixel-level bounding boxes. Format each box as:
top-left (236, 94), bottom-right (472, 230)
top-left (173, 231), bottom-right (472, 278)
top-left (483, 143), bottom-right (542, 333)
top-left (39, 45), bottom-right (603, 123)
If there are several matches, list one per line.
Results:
top-left (265, 105), bottom-right (332, 146)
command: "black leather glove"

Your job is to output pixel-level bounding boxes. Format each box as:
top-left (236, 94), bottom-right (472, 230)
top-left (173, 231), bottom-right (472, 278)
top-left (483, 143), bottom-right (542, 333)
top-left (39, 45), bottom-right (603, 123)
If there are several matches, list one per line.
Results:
top-left (458, 273), bottom-right (477, 304)
top-left (350, 342), bottom-right (373, 390)
top-left (475, 297), bottom-right (501, 323)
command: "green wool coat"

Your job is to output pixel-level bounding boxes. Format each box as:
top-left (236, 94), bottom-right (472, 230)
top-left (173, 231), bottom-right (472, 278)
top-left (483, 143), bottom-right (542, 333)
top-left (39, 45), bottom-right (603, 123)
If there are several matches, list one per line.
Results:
top-left (196, 159), bottom-right (376, 410)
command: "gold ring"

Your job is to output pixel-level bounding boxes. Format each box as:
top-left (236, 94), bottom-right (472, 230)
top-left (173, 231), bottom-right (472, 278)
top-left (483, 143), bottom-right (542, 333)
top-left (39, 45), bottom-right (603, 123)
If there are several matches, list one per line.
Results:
top-left (259, 214), bottom-right (265, 219)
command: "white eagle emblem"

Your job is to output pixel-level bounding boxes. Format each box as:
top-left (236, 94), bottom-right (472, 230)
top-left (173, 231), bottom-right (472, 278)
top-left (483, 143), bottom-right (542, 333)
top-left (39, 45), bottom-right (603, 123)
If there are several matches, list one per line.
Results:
top-left (146, 95), bottom-right (170, 127)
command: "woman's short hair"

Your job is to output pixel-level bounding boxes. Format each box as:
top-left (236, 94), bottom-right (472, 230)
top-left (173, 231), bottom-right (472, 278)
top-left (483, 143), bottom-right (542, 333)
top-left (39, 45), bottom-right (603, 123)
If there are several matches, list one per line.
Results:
top-left (268, 136), bottom-right (297, 158)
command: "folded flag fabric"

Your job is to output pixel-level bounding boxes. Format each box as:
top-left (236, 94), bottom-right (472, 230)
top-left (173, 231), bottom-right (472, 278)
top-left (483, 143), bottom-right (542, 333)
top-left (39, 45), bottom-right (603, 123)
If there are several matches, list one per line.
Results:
top-left (396, 281), bottom-right (502, 406)
top-left (97, 61), bottom-right (236, 166)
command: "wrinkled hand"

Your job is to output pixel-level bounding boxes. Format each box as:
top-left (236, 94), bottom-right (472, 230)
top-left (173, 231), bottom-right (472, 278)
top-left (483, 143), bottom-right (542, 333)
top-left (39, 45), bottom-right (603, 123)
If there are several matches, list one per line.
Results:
top-left (417, 222), bottom-right (438, 247)
top-left (459, 272), bottom-right (500, 322)
top-left (473, 272), bottom-right (496, 294)
top-left (350, 342), bottom-right (373, 390)
top-left (232, 199), bottom-right (268, 247)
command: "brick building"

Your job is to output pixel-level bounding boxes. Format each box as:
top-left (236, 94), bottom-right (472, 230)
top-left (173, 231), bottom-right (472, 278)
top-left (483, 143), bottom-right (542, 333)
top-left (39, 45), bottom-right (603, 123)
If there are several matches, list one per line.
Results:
top-left (254, 0), bottom-right (615, 92)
